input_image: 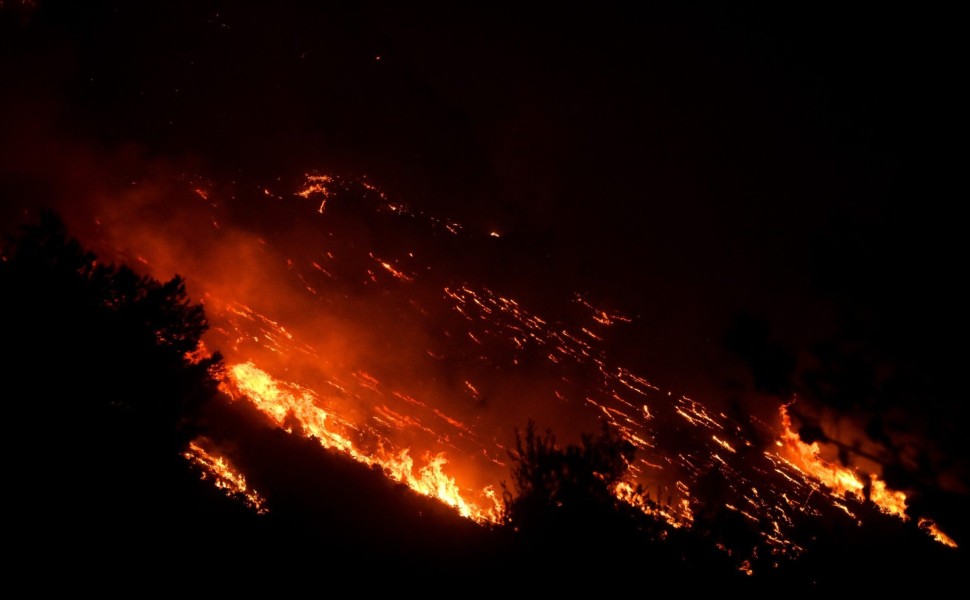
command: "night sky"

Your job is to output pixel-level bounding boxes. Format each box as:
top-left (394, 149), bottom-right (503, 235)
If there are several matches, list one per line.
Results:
top-left (2, 0), bottom-right (967, 546)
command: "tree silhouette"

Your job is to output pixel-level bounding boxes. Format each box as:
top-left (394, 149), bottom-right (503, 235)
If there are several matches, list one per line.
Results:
top-left (1, 211), bottom-right (220, 429)
top-left (1, 211), bottom-right (225, 559)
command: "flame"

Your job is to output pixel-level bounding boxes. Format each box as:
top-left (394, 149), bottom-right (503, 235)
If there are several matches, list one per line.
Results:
top-left (225, 361), bottom-right (357, 453)
top-left (184, 440), bottom-right (268, 514)
top-left (222, 361), bottom-right (501, 522)
top-left (918, 518), bottom-right (959, 548)
top-left (777, 405), bottom-right (907, 519)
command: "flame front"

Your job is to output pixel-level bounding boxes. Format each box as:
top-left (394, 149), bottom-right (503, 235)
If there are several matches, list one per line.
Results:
top-left (223, 361), bottom-right (500, 522)
top-left (777, 405), bottom-right (907, 519)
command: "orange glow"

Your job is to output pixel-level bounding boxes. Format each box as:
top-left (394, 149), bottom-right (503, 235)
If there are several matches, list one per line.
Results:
top-left (222, 361), bottom-right (501, 522)
top-left (777, 405), bottom-right (907, 520)
top-left (184, 440), bottom-right (268, 514)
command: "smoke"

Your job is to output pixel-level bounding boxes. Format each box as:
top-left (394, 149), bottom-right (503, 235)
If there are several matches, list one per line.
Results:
top-left (0, 45), bottom-right (584, 504)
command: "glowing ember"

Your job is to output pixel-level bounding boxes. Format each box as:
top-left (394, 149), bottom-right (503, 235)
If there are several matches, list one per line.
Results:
top-left (297, 174), bottom-right (334, 213)
top-left (184, 440), bottom-right (268, 514)
top-left (372, 254), bottom-right (413, 282)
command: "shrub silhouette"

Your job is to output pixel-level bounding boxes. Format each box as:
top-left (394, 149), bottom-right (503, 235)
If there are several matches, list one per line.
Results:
top-left (500, 420), bottom-right (657, 565)
top-left (504, 422), bottom-right (633, 523)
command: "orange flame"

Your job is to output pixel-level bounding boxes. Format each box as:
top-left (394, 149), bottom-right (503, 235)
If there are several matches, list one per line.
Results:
top-left (184, 440), bottom-right (268, 514)
top-left (918, 518), bottom-right (958, 548)
top-left (777, 405), bottom-right (907, 519)
top-left (222, 361), bottom-right (501, 522)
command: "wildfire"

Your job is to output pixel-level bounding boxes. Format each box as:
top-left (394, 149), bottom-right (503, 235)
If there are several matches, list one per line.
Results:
top-left (222, 361), bottom-right (501, 523)
top-left (184, 440), bottom-right (268, 514)
top-left (776, 405), bottom-right (907, 519)
top-left (82, 167), bottom-right (963, 564)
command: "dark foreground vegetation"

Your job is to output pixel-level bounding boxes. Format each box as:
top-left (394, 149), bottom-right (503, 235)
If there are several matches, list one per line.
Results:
top-left (2, 214), bottom-right (963, 591)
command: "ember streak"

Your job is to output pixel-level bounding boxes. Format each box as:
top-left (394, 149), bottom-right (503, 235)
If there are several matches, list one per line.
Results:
top-left (2, 3), bottom-right (963, 576)
top-left (83, 172), bottom-right (953, 557)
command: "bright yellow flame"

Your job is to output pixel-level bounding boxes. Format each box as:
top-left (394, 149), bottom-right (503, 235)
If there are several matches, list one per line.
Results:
top-left (222, 361), bottom-right (501, 523)
top-left (184, 440), bottom-right (268, 514)
top-left (226, 361), bottom-right (357, 452)
top-left (778, 405), bottom-right (907, 519)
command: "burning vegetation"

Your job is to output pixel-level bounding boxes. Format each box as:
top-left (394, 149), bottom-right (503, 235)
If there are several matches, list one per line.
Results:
top-left (222, 360), bottom-right (499, 522)
top-left (184, 439), bottom-right (268, 515)
top-left (1, 200), bottom-right (963, 588)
